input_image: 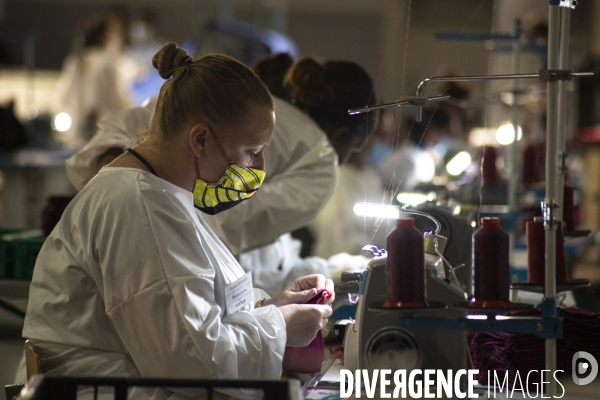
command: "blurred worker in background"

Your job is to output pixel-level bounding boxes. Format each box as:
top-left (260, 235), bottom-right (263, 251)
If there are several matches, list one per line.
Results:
top-left (310, 147), bottom-right (387, 261)
top-left (126, 9), bottom-right (165, 105)
top-left (243, 53), bottom-right (380, 292)
top-left (57, 11), bottom-right (139, 148)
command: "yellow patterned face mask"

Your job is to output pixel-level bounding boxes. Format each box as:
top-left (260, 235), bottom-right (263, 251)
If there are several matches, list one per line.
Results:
top-left (192, 130), bottom-right (266, 215)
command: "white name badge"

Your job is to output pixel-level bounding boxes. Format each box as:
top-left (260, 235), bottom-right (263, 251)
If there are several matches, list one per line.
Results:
top-left (224, 271), bottom-right (254, 316)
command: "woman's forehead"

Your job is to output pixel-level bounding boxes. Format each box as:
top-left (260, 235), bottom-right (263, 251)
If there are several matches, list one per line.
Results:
top-left (222, 109), bottom-right (274, 145)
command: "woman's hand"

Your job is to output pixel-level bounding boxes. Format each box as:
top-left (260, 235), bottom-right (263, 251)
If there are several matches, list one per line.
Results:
top-left (278, 304), bottom-right (332, 347)
top-left (265, 274), bottom-right (335, 307)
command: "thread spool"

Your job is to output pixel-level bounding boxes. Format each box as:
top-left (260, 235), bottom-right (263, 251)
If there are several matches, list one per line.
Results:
top-left (526, 218), bottom-right (568, 284)
top-left (471, 217), bottom-right (511, 308)
top-left (521, 142), bottom-right (540, 186)
top-left (384, 218), bottom-right (426, 307)
top-left (481, 146), bottom-right (500, 187)
top-left (563, 185), bottom-right (575, 232)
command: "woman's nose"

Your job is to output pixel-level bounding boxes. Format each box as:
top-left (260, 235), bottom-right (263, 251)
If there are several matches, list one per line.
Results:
top-left (256, 154), bottom-right (266, 171)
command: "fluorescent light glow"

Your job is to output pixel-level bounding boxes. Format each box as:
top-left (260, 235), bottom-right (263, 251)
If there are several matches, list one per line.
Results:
top-left (52, 112), bottom-right (72, 132)
top-left (468, 127), bottom-right (497, 147)
top-left (467, 315), bottom-right (488, 320)
top-left (353, 202), bottom-right (400, 219)
top-left (414, 151), bottom-right (436, 182)
top-left (397, 192), bottom-right (436, 207)
top-left (446, 151), bottom-right (472, 176)
top-left (495, 122), bottom-right (522, 145)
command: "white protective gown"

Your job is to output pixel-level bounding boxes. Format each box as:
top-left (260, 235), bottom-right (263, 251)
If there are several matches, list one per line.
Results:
top-left (57, 49), bottom-right (136, 148)
top-left (22, 167), bottom-right (287, 399)
top-left (65, 97), bottom-right (338, 256)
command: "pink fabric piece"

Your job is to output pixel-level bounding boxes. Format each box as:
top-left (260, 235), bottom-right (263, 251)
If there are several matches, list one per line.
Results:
top-left (282, 289), bottom-right (332, 374)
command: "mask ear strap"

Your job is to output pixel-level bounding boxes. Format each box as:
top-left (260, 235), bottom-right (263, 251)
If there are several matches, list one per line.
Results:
top-left (194, 156), bottom-right (201, 179)
top-left (209, 128), bottom-right (230, 162)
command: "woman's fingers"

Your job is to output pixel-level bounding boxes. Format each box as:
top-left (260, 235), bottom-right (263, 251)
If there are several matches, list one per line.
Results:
top-left (291, 288), bottom-right (318, 304)
top-left (293, 274), bottom-right (327, 291)
top-left (324, 279), bottom-right (335, 303)
top-left (280, 304), bottom-right (333, 347)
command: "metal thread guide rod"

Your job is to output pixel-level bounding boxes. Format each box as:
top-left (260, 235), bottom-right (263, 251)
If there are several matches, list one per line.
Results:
top-left (348, 95), bottom-right (450, 115)
top-left (555, 4), bottom-right (573, 228)
top-left (544, 0), bottom-right (574, 396)
top-left (508, 20), bottom-right (522, 211)
top-left (347, 71), bottom-right (594, 119)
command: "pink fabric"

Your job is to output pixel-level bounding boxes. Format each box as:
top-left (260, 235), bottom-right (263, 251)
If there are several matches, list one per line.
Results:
top-left (282, 289), bottom-right (332, 374)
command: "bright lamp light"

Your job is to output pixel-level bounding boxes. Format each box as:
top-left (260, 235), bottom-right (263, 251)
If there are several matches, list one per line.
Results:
top-left (52, 112), bottom-right (72, 132)
top-left (397, 192), bottom-right (436, 207)
top-left (495, 122), bottom-right (522, 145)
top-left (353, 202), bottom-right (401, 219)
top-left (446, 151), bottom-right (472, 176)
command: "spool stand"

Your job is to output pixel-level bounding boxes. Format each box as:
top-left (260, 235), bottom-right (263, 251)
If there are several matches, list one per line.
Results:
top-left (346, 1), bottom-right (595, 396)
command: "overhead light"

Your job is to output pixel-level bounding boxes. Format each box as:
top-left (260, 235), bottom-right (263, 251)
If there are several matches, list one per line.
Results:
top-left (413, 152), bottom-right (436, 183)
top-left (397, 192), bottom-right (436, 207)
top-left (468, 127), bottom-right (497, 147)
top-left (467, 315), bottom-right (488, 320)
top-left (446, 151), bottom-right (472, 176)
top-left (51, 112), bottom-right (72, 132)
top-left (495, 122), bottom-right (522, 145)
top-left (353, 202), bottom-right (401, 219)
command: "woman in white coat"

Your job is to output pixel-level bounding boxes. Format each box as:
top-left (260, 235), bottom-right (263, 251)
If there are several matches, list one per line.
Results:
top-left (57, 13), bottom-right (136, 149)
top-left (64, 53), bottom-right (378, 296)
top-left (23, 43), bottom-right (333, 398)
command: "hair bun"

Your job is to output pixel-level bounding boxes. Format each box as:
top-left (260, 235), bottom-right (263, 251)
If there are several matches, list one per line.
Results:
top-left (152, 42), bottom-right (192, 79)
top-left (284, 57), bottom-right (331, 108)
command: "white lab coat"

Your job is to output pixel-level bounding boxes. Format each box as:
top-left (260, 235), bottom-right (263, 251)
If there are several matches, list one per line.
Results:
top-left (57, 49), bottom-right (135, 148)
top-left (65, 97), bottom-right (338, 256)
top-left (22, 168), bottom-right (287, 399)
top-left (240, 233), bottom-right (330, 296)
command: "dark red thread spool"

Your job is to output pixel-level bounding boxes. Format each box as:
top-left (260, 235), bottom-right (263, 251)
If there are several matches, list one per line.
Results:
top-left (471, 217), bottom-right (511, 307)
top-left (563, 185), bottom-right (575, 232)
top-left (521, 142), bottom-right (541, 186)
top-left (481, 146), bottom-right (500, 187)
top-left (384, 218), bottom-right (426, 307)
top-left (526, 218), bottom-right (568, 284)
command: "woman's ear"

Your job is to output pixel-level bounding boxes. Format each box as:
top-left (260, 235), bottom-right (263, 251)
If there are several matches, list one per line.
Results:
top-left (189, 123), bottom-right (210, 157)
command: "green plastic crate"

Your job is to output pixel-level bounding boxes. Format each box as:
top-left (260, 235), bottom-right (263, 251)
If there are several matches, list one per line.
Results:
top-left (0, 230), bottom-right (43, 279)
top-left (14, 236), bottom-right (46, 280)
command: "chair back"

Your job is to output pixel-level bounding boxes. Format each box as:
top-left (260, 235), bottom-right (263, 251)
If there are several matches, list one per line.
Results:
top-left (24, 340), bottom-right (43, 380)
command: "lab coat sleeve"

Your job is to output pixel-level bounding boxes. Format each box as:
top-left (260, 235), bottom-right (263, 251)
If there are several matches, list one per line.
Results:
top-left (103, 186), bottom-right (286, 381)
top-left (203, 134), bottom-right (338, 255)
top-left (64, 98), bottom-right (156, 190)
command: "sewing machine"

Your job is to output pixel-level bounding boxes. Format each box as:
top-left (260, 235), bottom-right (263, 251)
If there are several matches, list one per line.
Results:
top-left (341, 227), bottom-right (470, 376)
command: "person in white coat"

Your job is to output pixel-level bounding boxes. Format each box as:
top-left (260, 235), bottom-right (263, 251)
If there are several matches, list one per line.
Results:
top-left (65, 53), bottom-right (379, 296)
top-left (23, 43), bottom-right (333, 398)
top-left (57, 13), bottom-right (137, 149)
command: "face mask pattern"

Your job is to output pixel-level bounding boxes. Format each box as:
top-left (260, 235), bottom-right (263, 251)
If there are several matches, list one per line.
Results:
top-left (192, 130), bottom-right (266, 215)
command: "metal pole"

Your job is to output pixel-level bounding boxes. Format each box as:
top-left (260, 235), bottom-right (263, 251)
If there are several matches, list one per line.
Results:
top-left (508, 20), bottom-right (521, 211)
top-left (544, 1), bottom-right (560, 397)
top-left (508, 21), bottom-right (521, 293)
top-left (556, 6), bottom-right (572, 226)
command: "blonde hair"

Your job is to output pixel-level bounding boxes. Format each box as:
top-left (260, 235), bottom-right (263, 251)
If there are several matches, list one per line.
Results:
top-left (150, 42), bottom-right (274, 138)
